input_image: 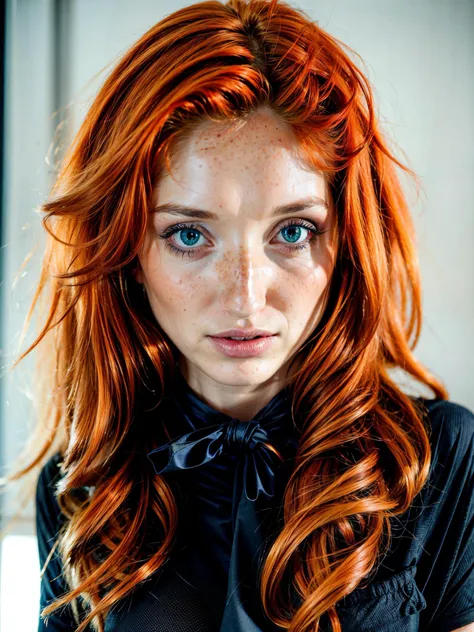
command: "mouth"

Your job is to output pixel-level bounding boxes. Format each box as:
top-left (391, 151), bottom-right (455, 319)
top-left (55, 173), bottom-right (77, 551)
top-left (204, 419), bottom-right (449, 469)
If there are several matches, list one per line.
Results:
top-left (207, 334), bottom-right (277, 358)
top-left (214, 335), bottom-right (267, 340)
top-left (209, 329), bottom-right (275, 339)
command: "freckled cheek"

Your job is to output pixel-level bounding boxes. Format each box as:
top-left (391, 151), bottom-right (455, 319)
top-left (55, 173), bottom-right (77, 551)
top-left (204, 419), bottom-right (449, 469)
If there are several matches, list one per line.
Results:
top-left (280, 265), bottom-right (329, 314)
top-left (286, 256), bottom-right (330, 285)
top-left (148, 269), bottom-right (213, 313)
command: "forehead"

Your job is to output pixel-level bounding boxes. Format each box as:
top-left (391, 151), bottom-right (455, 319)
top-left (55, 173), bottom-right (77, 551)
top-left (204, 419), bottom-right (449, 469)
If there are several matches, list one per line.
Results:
top-left (155, 109), bottom-right (329, 216)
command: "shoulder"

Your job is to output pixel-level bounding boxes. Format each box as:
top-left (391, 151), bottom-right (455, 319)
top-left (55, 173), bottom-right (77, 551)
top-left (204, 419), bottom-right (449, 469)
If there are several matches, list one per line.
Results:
top-left (419, 396), bottom-right (474, 429)
top-left (38, 451), bottom-right (64, 479)
top-left (410, 399), bottom-right (474, 628)
top-left (35, 451), bottom-right (66, 537)
top-left (416, 397), bottom-right (474, 468)
top-left (36, 451), bottom-right (64, 496)
top-left (413, 397), bottom-right (474, 519)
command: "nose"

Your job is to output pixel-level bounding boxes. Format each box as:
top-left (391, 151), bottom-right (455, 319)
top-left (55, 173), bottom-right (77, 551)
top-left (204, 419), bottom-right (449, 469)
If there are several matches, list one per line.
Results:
top-left (221, 246), bottom-right (270, 319)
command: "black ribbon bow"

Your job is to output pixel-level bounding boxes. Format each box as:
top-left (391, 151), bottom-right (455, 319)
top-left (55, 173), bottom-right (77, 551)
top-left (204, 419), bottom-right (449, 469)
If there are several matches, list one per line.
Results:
top-left (147, 418), bottom-right (281, 502)
top-left (146, 384), bottom-right (297, 631)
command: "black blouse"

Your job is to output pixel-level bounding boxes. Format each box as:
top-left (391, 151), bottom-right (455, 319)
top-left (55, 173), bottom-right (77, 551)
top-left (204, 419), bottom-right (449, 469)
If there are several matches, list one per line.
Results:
top-left (36, 375), bottom-right (474, 631)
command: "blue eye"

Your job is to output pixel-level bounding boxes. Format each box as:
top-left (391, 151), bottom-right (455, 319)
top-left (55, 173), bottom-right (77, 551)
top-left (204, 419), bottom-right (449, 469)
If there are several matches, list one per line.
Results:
top-left (158, 219), bottom-right (327, 258)
top-left (280, 225), bottom-right (304, 244)
top-left (177, 228), bottom-right (201, 247)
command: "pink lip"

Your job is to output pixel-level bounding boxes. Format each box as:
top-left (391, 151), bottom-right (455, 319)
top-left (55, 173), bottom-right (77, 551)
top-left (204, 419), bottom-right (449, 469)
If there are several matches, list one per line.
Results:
top-left (207, 334), bottom-right (277, 358)
top-left (211, 329), bottom-right (274, 338)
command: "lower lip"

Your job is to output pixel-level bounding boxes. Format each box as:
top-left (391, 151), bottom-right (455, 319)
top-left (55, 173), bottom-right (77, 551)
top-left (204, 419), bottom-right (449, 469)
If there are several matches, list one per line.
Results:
top-left (208, 335), bottom-right (277, 357)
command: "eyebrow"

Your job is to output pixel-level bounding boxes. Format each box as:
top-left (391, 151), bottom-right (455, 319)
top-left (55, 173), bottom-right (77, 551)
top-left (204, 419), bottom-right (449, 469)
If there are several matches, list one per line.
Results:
top-left (151, 195), bottom-right (328, 220)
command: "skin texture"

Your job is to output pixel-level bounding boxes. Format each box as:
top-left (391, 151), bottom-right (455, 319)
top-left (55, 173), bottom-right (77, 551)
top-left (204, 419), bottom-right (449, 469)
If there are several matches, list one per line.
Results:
top-left (136, 106), bottom-right (337, 421)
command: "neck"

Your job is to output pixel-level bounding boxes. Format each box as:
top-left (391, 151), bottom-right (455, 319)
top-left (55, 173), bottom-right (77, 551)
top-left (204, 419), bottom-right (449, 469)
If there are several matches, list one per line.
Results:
top-left (176, 359), bottom-right (294, 422)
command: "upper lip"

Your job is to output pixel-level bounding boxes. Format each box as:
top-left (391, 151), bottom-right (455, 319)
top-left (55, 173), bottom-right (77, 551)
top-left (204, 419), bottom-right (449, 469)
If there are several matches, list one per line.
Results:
top-left (210, 329), bottom-right (276, 338)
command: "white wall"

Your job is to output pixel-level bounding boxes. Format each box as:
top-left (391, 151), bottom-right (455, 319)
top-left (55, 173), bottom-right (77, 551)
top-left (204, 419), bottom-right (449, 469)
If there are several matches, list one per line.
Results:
top-left (2, 0), bottom-right (473, 527)
top-left (1, 0), bottom-right (55, 527)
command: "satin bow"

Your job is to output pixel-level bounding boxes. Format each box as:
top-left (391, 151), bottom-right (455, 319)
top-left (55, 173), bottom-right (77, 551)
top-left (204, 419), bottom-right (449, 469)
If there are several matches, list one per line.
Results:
top-left (146, 419), bottom-right (282, 501)
top-left (146, 382), bottom-right (298, 631)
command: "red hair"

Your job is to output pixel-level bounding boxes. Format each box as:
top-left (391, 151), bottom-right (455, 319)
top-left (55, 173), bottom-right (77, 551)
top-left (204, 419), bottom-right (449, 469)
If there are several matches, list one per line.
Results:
top-left (0, 0), bottom-right (448, 630)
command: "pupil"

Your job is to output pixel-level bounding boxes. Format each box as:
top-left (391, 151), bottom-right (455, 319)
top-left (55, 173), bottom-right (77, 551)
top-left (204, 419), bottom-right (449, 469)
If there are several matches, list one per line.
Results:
top-left (283, 226), bottom-right (301, 243)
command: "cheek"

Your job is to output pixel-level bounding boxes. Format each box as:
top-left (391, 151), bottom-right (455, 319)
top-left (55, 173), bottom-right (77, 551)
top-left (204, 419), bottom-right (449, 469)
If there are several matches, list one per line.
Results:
top-left (145, 262), bottom-right (212, 319)
top-left (290, 238), bottom-right (336, 300)
top-left (281, 253), bottom-right (331, 294)
top-left (282, 264), bottom-right (331, 327)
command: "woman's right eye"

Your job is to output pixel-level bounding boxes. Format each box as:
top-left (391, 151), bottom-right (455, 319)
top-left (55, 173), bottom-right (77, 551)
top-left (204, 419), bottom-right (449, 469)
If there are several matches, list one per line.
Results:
top-left (158, 223), bottom-right (207, 258)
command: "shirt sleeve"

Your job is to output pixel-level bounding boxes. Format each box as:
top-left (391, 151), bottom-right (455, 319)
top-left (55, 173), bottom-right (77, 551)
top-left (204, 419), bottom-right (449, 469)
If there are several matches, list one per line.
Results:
top-left (35, 452), bottom-right (86, 631)
top-left (424, 400), bottom-right (474, 631)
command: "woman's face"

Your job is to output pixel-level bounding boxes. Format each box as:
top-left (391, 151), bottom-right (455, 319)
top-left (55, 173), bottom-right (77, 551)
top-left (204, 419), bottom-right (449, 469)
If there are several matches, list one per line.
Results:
top-left (137, 108), bottom-right (337, 413)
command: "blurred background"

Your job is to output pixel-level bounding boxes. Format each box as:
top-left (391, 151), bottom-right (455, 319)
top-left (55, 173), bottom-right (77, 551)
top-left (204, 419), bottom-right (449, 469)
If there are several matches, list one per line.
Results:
top-left (0, 0), bottom-right (473, 630)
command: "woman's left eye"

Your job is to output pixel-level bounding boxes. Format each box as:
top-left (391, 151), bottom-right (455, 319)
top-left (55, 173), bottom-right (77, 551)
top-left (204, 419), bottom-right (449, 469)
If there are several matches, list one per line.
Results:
top-left (276, 223), bottom-right (316, 250)
top-left (158, 219), bottom-right (327, 258)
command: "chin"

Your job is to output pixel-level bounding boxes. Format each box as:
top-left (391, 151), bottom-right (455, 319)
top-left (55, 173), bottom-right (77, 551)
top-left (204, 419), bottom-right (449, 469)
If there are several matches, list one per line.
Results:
top-left (207, 361), bottom-right (282, 386)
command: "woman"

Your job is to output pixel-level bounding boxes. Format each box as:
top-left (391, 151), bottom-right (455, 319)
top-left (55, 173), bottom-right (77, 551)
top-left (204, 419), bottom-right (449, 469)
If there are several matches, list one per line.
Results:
top-left (1, 0), bottom-right (473, 630)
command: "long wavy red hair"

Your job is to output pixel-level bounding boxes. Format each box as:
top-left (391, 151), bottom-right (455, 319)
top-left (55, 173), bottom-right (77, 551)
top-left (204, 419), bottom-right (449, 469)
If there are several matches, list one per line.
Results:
top-left (0, 0), bottom-right (448, 630)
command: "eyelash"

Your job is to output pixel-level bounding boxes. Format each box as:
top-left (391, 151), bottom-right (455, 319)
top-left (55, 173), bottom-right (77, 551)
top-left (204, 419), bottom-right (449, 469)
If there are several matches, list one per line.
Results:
top-left (158, 219), bottom-right (328, 259)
